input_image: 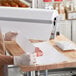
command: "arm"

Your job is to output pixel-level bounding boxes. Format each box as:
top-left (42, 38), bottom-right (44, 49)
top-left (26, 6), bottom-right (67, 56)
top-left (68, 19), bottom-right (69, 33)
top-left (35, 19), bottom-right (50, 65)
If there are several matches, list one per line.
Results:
top-left (0, 47), bottom-right (43, 66)
top-left (0, 55), bottom-right (13, 66)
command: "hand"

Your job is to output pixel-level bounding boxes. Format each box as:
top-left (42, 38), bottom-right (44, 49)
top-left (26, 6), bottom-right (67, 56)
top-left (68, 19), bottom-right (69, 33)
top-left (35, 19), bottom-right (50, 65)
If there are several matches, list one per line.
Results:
top-left (14, 53), bottom-right (36, 66)
top-left (14, 47), bottom-right (43, 66)
top-left (4, 31), bottom-right (18, 41)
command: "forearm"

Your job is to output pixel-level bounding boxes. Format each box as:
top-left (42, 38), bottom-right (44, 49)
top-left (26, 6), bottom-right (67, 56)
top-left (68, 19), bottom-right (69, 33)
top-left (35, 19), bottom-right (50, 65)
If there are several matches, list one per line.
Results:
top-left (0, 55), bottom-right (14, 65)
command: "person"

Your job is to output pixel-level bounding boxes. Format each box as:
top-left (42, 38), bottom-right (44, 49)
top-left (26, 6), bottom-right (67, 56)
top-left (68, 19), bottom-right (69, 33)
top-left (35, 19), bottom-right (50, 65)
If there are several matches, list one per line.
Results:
top-left (0, 31), bottom-right (43, 76)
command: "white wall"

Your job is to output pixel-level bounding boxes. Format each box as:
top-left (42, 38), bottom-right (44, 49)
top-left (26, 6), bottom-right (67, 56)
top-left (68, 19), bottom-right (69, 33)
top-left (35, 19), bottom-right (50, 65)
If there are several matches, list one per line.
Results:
top-left (59, 20), bottom-right (71, 40)
top-left (73, 0), bottom-right (76, 5)
top-left (72, 20), bottom-right (76, 42)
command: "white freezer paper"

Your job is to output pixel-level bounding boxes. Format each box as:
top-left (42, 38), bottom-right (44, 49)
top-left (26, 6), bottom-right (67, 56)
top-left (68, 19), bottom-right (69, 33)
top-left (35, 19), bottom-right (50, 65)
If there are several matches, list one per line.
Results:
top-left (33, 42), bottom-right (69, 65)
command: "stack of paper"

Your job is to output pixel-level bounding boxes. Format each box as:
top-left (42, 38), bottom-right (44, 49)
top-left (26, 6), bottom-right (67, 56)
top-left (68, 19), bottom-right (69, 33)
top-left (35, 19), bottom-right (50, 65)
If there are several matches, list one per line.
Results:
top-left (33, 42), bottom-right (69, 65)
top-left (56, 41), bottom-right (76, 51)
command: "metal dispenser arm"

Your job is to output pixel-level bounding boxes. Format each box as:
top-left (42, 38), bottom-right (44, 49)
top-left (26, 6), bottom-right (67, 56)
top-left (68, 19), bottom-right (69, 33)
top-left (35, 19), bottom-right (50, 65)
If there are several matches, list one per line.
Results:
top-left (49, 15), bottom-right (59, 40)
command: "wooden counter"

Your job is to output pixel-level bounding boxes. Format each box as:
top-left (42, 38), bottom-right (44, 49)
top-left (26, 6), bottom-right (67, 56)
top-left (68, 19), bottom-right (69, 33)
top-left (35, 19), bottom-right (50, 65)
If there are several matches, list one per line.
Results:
top-left (5, 35), bottom-right (76, 72)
